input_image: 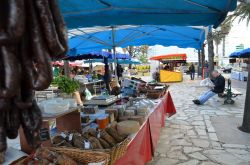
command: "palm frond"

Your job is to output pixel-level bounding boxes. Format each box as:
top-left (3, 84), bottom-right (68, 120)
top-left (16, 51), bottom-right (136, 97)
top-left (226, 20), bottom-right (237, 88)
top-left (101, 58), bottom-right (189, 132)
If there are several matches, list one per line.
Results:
top-left (226, 2), bottom-right (250, 26)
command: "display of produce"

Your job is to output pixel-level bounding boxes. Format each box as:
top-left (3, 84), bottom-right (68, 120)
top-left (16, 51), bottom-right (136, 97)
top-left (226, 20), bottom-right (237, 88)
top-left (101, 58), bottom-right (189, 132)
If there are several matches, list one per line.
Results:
top-left (117, 121), bottom-right (140, 136)
top-left (82, 105), bottom-right (99, 114)
top-left (50, 125), bottom-right (128, 151)
top-left (3, 74), bottom-right (168, 164)
top-left (15, 148), bottom-right (77, 165)
top-left (128, 116), bottom-right (145, 125)
top-left (0, 0), bottom-right (67, 163)
top-left (14, 147), bottom-right (110, 165)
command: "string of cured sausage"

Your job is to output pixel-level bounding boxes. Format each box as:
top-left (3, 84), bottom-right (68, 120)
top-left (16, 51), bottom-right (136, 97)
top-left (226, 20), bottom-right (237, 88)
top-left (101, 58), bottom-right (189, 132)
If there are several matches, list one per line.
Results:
top-left (0, 0), bottom-right (68, 163)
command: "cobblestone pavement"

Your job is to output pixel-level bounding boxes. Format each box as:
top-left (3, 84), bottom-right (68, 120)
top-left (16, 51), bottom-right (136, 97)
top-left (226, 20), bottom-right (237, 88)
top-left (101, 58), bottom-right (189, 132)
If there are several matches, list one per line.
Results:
top-left (148, 76), bottom-right (250, 165)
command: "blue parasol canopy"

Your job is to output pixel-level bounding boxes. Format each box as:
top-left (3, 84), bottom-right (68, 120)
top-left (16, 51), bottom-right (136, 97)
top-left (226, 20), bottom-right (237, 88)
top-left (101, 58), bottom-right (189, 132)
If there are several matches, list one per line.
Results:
top-left (68, 25), bottom-right (206, 59)
top-left (66, 51), bottom-right (131, 60)
top-left (84, 59), bottom-right (141, 64)
top-left (229, 48), bottom-right (250, 58)
top-left (58, 0), bottom-right (237, 29)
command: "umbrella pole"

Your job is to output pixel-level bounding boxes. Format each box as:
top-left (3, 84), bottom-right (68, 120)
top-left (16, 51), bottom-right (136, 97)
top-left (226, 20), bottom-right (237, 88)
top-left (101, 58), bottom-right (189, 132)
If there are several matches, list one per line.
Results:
top-left (113, 46), bottom-right (118, 83)
top-left (104, 57), bottom-right (111, 92)
top-left (111, 26), bottom-right (119, 85)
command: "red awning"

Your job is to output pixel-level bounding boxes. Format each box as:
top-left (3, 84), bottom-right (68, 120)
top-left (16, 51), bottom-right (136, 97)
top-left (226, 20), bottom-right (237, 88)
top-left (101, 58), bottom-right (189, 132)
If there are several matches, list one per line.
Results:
top-left (150, 54), bottom-right (187, 61)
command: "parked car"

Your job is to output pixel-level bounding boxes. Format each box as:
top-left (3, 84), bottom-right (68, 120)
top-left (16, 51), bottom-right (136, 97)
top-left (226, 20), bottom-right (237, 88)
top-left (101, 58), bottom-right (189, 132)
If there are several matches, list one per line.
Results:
top-left (221, 66), bottom-right (232, 73)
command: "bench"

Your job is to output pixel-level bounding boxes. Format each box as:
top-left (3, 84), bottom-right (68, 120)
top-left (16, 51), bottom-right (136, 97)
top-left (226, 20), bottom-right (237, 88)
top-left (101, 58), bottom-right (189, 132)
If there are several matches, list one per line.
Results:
top-left (219, 79), bottom-right (243, 104)
top-left (224, 87), bottom-right (242, 98)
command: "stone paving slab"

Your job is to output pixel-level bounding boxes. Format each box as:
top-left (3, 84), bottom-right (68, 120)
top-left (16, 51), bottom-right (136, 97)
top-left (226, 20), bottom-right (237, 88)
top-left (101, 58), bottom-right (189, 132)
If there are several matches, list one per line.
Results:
top-left (211, 116), bottom-right (250, 145)
top-left (147, 76), bottom-right (250, 165)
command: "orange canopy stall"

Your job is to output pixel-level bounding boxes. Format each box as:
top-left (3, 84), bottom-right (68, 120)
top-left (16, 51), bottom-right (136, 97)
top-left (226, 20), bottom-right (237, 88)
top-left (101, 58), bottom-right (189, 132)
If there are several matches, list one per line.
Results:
top-left (150, 53), bottom-right (187, 61)
top-left (150, 54), bottom-right (187, 83)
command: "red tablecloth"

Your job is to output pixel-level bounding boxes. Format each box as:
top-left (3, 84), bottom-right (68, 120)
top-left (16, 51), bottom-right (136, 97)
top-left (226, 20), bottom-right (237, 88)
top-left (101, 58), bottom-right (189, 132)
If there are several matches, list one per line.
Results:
top-left (114, 91), bottom-right (176, 165)
top-left (114, 119), bottom-right (152, 165)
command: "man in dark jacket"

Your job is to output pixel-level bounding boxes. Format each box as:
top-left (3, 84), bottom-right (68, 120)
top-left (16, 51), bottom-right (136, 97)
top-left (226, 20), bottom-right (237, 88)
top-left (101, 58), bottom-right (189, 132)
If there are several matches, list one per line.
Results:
top-left (193, 70), bottom-right (225, 105)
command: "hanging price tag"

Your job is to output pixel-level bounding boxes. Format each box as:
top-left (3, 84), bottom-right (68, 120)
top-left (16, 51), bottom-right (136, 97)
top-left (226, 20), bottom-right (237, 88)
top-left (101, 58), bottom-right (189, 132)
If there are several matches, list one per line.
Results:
top-left (39, 128), bottom-right (50, 141)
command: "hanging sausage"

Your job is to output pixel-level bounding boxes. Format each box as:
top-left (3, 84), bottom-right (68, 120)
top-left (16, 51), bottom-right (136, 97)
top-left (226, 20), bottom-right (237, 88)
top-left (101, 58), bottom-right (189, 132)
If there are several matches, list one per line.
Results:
top-left (0, 0), bottom-right (68, 163)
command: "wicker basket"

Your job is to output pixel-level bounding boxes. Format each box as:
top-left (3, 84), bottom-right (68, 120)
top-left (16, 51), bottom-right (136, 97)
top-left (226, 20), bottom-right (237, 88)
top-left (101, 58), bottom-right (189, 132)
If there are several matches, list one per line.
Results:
top-left (146, 90), bottom-right (163, 99)
top-left (49, 147), bottom-right (110, 165)
top-left (95, 137), bottom-right (131, 165)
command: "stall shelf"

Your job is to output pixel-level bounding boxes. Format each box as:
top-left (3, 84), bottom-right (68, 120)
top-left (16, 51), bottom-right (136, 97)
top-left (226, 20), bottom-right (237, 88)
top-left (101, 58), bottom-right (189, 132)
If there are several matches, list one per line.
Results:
top-left (19, 108), bottom-right (81, 154)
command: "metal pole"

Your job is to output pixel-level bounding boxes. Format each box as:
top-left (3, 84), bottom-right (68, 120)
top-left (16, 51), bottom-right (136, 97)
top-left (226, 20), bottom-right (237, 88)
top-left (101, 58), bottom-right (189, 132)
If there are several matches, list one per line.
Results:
top-left (111, 26), bottom-right (119, 84)
top-left (198, 49), bottom-right (201, 76)
top-left (201, 45), bottom-right (205, 79)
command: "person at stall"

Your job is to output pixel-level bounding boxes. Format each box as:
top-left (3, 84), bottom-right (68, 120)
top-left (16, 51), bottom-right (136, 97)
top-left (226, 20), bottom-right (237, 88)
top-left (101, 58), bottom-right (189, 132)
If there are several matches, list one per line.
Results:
top-left (164, 64), bottom-right (170, 70)
top-left (92, 71), bottom-right (98, 80)
top-left (117, 64), bottom-right (124, 81)
top-left (53, 66), bottom-right (60, 77)
top-left (204, 60), bottom-right (209, 78)
top-left (189, 63), bottom-right (195, 80)
top-left (193, 70), bottom-right (225, 105)
top-left (70, 70), bottom-right (76, 79)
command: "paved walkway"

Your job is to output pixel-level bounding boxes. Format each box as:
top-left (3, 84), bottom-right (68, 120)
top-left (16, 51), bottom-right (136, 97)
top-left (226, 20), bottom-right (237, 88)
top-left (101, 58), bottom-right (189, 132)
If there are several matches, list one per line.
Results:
top-left (148, 75), bottom-right (250, 165)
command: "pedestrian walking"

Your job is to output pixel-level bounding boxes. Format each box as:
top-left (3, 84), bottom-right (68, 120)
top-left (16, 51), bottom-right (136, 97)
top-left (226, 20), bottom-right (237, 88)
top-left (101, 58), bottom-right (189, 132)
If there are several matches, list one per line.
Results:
top-left (189, 63), bottom-right (195, 80)
top-left (193, 70), bottom-right (225, 105)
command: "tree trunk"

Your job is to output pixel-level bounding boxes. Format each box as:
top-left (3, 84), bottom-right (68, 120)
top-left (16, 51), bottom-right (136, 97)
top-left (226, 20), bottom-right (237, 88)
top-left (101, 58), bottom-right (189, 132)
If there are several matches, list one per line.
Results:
top-left (198, 50), bottom-right (202, 76)
top-left (222, 37), bottom-right (226, 57)
top-left (201, 45), bottom-right (205, 78)
top-left (63, 60), bottom-right (70, 77)
top-left (128, 46), bottom-right (134, 69)
top-left (239, 63), bottom-right (250, 133)
top-left (208, 31), bottom-right (215, 77)
top-left (215, 43), bottom-right (219, 56)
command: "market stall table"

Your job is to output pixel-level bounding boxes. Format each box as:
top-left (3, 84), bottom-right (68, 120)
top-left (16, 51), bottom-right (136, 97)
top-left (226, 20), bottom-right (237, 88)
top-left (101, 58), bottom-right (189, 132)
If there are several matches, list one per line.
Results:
top-left (114, 91), bottom-right (176, 165)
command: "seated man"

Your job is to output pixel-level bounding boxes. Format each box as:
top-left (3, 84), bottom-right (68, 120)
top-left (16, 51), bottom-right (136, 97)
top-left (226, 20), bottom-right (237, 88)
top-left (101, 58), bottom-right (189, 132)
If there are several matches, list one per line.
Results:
top-left (193, 70), bottom-right (225, 105)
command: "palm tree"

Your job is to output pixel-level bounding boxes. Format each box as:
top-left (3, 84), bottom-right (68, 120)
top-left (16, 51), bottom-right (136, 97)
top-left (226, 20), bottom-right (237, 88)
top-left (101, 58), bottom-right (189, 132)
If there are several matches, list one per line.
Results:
top-left (226, 1), bottom-right (250, 133)
top-left (207, 21), bottom-right (232, 78)
top-left (213, 22), bottom-right (232, 56)
top-left (207, 30), bottom-right (215, 76)
top-left (225, 2), bottom-right (250, 26)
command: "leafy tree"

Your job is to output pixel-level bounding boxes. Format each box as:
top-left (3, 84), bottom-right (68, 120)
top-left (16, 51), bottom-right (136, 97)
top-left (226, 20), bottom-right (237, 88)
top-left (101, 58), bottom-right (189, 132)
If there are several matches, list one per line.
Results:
top-left (123, 45), bottom-right (150, 65)
top-left (225, 1), bottom-right (250, 133)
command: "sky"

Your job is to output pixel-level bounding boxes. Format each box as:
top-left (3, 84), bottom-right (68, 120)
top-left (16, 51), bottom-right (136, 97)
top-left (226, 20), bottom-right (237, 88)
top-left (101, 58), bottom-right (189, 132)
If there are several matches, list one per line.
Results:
top-left (148, 18), bottom-right (250, 66)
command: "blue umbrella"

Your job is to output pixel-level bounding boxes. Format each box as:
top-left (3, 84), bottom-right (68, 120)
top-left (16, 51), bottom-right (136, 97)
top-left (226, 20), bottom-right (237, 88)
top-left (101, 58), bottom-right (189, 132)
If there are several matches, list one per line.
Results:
top-left (239, 48), bottom-right (250, 58)
top-left (230, 48), bottom-right (250, 58)
top-left (68, 25), bottom-right (205, 80)
top-left (84, 59), bottom-right (141, 64)
top-left (59, 0), bottom-right (237, 29)
top-left (68, 25), bottom-right (206, 54)
top-left (229, 51), bottom-right (240, 58)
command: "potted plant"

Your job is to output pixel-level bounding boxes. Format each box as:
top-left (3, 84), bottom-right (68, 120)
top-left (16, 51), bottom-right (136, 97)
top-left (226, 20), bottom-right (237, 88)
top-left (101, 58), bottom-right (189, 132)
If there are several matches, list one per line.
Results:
top-left (53, 76), bottom-right (80, 98)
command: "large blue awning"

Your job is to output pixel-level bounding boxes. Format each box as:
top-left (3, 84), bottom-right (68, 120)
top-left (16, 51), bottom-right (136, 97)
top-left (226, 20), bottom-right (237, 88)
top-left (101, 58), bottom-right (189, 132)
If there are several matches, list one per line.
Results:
top-left (58, 0), bottom-right (237, 29)
top-left (68, 25), bottom-right (205, 57)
